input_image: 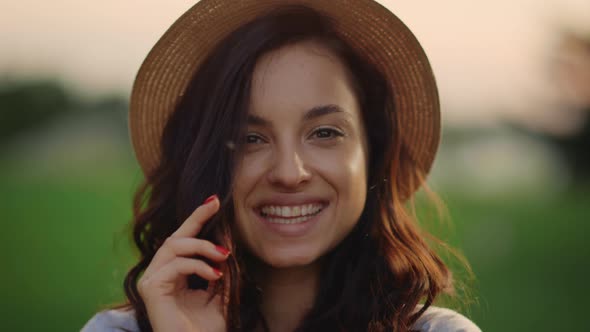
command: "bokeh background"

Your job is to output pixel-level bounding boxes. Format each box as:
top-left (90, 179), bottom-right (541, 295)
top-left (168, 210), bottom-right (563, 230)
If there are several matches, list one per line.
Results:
top-left (1, 0), bottom-right (589, 331)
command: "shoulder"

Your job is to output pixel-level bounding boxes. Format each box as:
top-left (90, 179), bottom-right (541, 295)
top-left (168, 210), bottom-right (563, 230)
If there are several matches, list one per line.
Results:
top-left (81, 308), bottom-right (139, 332)
top-left (412, 305), bottom-right (481, 332)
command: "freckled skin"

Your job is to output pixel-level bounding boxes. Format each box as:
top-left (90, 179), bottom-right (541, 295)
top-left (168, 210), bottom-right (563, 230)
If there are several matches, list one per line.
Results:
top-left (232, 40), bottom-right (369, 268)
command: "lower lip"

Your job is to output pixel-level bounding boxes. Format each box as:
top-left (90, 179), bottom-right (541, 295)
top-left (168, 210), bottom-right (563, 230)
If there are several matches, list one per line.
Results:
top-left (255, 206), bottom-right (326, 237)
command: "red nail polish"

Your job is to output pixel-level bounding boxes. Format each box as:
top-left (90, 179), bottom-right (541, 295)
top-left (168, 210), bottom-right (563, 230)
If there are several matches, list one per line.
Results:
top-left (204, 194), bottom-right (217, 204)
top-left (212, 267), bottom-right (223, 277)
top-left (215, 245), bottom-right (230, 256)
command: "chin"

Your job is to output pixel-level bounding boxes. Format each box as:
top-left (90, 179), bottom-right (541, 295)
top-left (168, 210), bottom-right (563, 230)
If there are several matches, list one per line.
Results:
top-left (258, 247), bottom-right (321, 269)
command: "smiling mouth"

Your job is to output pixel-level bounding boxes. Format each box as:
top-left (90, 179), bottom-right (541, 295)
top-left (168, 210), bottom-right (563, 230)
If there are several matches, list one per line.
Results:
top-left (257, 203), bottom-right (327, 225)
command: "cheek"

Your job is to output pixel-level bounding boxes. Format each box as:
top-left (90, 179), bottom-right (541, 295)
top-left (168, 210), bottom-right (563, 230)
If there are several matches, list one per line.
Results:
top-left (232, 154), bottom-right (271, 239)
top-left (313, 144), bottom-right (368, 219)
top-left (233, 154), bottom-right (268, 200)
top-left (341, 149), bottom-right (368, 215)
top-left (314, 142), bottom-right (367, 188)
top-left (232, 161), bottom-right (258, 226)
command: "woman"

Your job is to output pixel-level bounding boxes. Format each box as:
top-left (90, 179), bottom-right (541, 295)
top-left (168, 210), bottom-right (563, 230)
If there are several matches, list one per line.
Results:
top-left (83, 1), bottom-right (480, 331)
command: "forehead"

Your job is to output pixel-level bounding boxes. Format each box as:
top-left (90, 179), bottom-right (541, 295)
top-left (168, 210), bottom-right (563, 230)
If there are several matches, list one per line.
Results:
top-left (249, 40), bottom-right (360, 120)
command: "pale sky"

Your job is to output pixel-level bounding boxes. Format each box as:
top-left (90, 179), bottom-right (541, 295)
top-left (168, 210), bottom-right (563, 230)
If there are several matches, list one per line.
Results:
top-left (1, 0), bottom-right (589, 131)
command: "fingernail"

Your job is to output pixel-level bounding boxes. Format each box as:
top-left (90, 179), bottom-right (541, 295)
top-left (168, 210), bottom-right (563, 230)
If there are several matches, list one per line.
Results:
top-left (204, 194), bottom-right (217, 205)
top-left (215, 245), bottom-right (230, 256)
top-left (212, 267), bottom-right (223, 277)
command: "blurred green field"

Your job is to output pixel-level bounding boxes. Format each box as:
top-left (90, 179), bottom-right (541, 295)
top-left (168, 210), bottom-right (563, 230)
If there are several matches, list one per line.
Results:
top-left (0, 156), bottom-right (588, 331)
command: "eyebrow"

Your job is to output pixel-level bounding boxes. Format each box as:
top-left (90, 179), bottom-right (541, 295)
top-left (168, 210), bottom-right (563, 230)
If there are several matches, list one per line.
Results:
top-left (247, 104), bottom-right (346, 126)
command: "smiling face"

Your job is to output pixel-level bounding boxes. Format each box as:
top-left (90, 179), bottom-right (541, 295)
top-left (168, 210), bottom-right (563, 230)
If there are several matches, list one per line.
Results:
top-left (232, 40), bottom-right (369, 268)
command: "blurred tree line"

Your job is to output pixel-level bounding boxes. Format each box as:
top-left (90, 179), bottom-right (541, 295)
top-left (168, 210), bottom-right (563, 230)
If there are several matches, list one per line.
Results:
top-left (0, 78), bottom-right (128, 143)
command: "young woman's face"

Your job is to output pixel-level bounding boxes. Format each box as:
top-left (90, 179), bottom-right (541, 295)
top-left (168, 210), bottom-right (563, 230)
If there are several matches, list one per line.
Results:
top-left (232, 40), bottom-right (368, 268)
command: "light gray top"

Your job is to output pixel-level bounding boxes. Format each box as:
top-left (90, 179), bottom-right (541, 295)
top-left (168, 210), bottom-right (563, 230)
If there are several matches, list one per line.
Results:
top-left (81, 306), bottom-right (481, 332)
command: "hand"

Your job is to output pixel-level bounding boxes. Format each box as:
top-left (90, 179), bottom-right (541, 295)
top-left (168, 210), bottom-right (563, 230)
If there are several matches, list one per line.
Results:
top-left (137, 195), bottom-right (230, 332)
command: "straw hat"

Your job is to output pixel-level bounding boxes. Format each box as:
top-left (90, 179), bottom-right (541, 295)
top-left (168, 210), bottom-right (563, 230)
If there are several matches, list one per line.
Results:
top-left (129, 0), bottom-right (440, 195)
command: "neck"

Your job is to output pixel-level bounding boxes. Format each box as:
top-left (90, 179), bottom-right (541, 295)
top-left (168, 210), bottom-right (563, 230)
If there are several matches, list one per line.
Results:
top-left (254, 261), bottom-right (321, 332)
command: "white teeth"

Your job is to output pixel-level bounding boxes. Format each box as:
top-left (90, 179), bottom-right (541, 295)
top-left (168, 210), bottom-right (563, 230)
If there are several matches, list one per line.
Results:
top-left (266, 215), bottom-right (314, 224)
top-left (260, 203), bottom-right (324, 219)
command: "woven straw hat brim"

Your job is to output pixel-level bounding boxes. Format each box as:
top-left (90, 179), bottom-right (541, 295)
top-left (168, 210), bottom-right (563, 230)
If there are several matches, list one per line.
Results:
top-left (129, 0), bottom-right (440, 196)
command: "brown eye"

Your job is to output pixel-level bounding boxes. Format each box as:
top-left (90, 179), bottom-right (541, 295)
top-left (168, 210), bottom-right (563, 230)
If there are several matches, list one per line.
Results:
top-left (245, 133), bottom-right (265, 144)
top-left (312, 128), bottom-right (344, 139)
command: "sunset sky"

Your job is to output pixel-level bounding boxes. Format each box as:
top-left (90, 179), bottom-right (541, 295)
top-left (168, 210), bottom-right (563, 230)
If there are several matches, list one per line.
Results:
top-left (1, 0), bottom-right (589, 131)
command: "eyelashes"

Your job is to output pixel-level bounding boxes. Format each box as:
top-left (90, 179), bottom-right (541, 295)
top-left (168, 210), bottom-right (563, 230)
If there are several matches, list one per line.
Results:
top-left (244, 133), bottom-right (265, 144)
top-left (310, 127), bottom-right (345, 140)
top-left (244, 127), bottom-right (345, 144)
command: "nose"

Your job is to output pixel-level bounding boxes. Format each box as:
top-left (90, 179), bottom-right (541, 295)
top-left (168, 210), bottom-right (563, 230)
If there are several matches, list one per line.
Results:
top-left (267, 144), bottom-right (312, 189)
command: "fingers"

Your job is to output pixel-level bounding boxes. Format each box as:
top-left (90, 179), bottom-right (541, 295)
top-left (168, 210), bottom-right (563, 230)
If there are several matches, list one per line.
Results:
top-left (138, 257), bottom-right (223, 299)
top-left (157, 257), bottom-right (223, 282)
top-left (146, 237), bottom-right (230, 274)
top-left (171, 195), bottom-right (220, 238)
top-left (139, 194), bottom-right (229, 300)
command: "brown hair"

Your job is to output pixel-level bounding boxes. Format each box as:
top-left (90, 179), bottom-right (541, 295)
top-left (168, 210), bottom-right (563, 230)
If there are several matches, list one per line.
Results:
top-left (119, 5), bottom-right (466, 331)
